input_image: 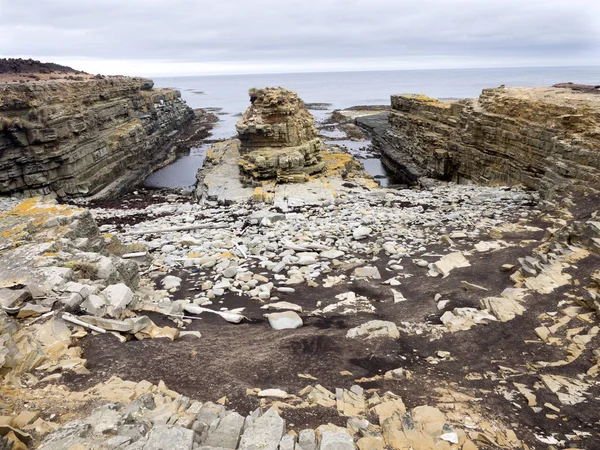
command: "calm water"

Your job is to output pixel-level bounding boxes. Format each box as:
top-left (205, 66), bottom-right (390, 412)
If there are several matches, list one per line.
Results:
top-left (144, 66), bottom-right (600, 188)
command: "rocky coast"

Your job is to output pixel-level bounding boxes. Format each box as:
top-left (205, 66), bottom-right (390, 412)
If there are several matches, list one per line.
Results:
top-left (0, 75), bottom-right (599, 450)
top-left (0, 64), bottom-right (215, 199)
top-left (359, 84), bottom-right (600, 199)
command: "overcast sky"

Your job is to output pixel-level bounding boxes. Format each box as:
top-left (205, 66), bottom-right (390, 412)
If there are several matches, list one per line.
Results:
top-left (1, 0), bottom-right (599, 76)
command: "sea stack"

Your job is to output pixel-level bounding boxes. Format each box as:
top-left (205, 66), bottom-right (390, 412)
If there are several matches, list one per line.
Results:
top-left (236, 87), bottom-right (324, 185)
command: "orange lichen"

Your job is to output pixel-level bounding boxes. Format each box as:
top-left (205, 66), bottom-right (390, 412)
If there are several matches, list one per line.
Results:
top-left (321, 152), bottom-right (353, 176)
top-left (406, 94), bottom-right (451, 108)
top-left (252, 186), bottom-right (275, 203)
top-left (3, 197), bottom-right (77, 218)
top-left (359, 177), bottom-right (380, 190)
top-left (0, 198), bottom-right (79, 240)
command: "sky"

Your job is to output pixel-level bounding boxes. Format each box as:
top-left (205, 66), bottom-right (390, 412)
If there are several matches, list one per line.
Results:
top-left (1, 0), bottom-right (599, 76)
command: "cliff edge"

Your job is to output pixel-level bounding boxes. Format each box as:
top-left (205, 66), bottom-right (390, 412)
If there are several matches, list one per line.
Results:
top-left (0, 74), bottom-right (201, 199)
top-left (362, 84), bottom-right (600, 198)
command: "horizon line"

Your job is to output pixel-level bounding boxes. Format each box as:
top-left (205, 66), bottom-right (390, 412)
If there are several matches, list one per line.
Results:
top-left (146, 63), bottom-right (600, 79)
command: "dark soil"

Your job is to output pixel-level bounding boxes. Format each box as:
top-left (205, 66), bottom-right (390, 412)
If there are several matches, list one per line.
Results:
top-left (0, 58), bottom-right (83, 74)
top-left (553, 83), bottom-right (600, 95)
top-left (57, 212), bottom-right (600, 448)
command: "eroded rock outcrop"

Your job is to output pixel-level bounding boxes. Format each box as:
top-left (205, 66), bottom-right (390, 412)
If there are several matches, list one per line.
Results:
top-left (0, 77), bottom-right (196, 198)
top-left (236, 87), bottom-right (324, 184)
top-left (362, 85), bottom-right (600, 197)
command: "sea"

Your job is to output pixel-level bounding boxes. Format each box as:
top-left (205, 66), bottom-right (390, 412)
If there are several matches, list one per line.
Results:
top-left (143, 66), bottom-right (600, 189)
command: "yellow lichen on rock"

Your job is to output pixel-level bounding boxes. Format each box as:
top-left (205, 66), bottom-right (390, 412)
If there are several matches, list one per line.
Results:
top-left (0, 198), bottom-right (79, 241)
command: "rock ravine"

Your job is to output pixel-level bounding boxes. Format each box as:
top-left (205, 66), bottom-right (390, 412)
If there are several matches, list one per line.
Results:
top-left (0, 80), bottom-right (599, 450)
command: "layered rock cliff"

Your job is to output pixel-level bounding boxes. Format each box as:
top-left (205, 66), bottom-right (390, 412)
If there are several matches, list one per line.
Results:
top-left (236, 87), bottom-right (324, 185)
top-left (0, 77), bottom-right (196, 198)
top-left (362, 85), bottom-right (600, 197)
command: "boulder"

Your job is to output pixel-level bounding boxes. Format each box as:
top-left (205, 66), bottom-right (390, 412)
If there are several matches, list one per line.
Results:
top-left (346, 320), bottom-right (400, 340)
top-left (203, 412), bottom-right (245, 449)
top-left (318, 430), bottom-right (355, 450)
top-left (143, 425), bottom-right (194, 450)
top-left (265, 311), bottom-right (303, 330)
top-left (101, 283), bottom-right (134, 316)
top-left (238, 408), bottom-right (285, 450)
top-left (352, 226), bottom-right (372, 240)
top-left (298, 429), bottom-right (317, 450)
top-left (353, 266), bottom-right (381, 279)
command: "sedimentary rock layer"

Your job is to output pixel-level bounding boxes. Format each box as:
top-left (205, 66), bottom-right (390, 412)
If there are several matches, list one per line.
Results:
top-left (362, 86), bottom-right (600, 197)
top-left (236, 87), bottom-right (324, 184)
top-left (0, 77), bottom-right (195, 198)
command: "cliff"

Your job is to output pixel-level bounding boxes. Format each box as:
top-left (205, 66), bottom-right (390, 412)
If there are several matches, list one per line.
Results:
top-left (0, 77), bottom-right (197, 198)
top-left (236, 87), bottom-right (324, 184)
top-left (361, 85), bottom-right (600, 197)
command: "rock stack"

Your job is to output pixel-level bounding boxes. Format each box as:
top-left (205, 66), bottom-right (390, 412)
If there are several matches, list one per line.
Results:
top-left (236, 87), bottom-right (324, 185)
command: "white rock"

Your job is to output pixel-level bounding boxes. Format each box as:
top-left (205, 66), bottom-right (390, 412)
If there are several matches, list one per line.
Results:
top-left (353, 266), bottom-right (381, 279)
top-left (297, 255), bottom-right (317, 266)
top-left (353, 226), bottom-right (372, 240)
top-left (391, 289), bottom-right (406, 303)
top-left (346, 320), bottom-right (400, 339)
top-left (262, 301), bottom-right (303, 313)
top-left (320, 250), bottom-right (345, 259)
top-left (80, 294), bottom-right (107, 316)
top-left (319, 430), bottom-right (354, 450)
top-left (101, 283), bottom-right (134, 316)
top-left (277, 287), bottom-right (296, 293)
top-left (161, 244), bottom-right (177, 253)
top-left (144, 425), bottom-right (194, 450)
top-left (223, 266), bottom-right (238, 278)
top-left (257, 389), bottom-right (290, 399)
top-left (161, 275), bottom-right (182, 290)
top-left (440, 432), bottom-right (459, 444)
top-left (265, 311), bottom-right (303, 330)
top-left (238, 408), bottom-right (285, 450)
top-left (432, 252), bottom-right (470, 277)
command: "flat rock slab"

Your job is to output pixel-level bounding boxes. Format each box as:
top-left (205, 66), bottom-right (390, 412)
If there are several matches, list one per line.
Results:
top-left (238, 408), bottom-right (285, 450)
top-left (197, 140), bottom-right (366, 207)
top-left (272, 180), bottom-right (336, 211)
top-left (143, 425), bottom-right (194, 450)
top-left (200, 141), bottom-right (255, 204)
top-left (204, 412), bottom-right (245, 449)
top-left (319, 430), bottom-right (355, 450)
top-left (346, 320), bottom-right (400, 339)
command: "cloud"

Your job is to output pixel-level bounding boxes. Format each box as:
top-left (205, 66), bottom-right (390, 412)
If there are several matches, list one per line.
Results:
top-left (0, 0), bottom-right (599, 75)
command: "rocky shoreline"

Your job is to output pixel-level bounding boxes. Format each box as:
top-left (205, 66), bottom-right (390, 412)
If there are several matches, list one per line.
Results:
top-left (361, 85), bottom-right (600, 199)
top-left (0, 75), bottom-right (216, 199)
top-left (0, 79), bottom-right (599, 449)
